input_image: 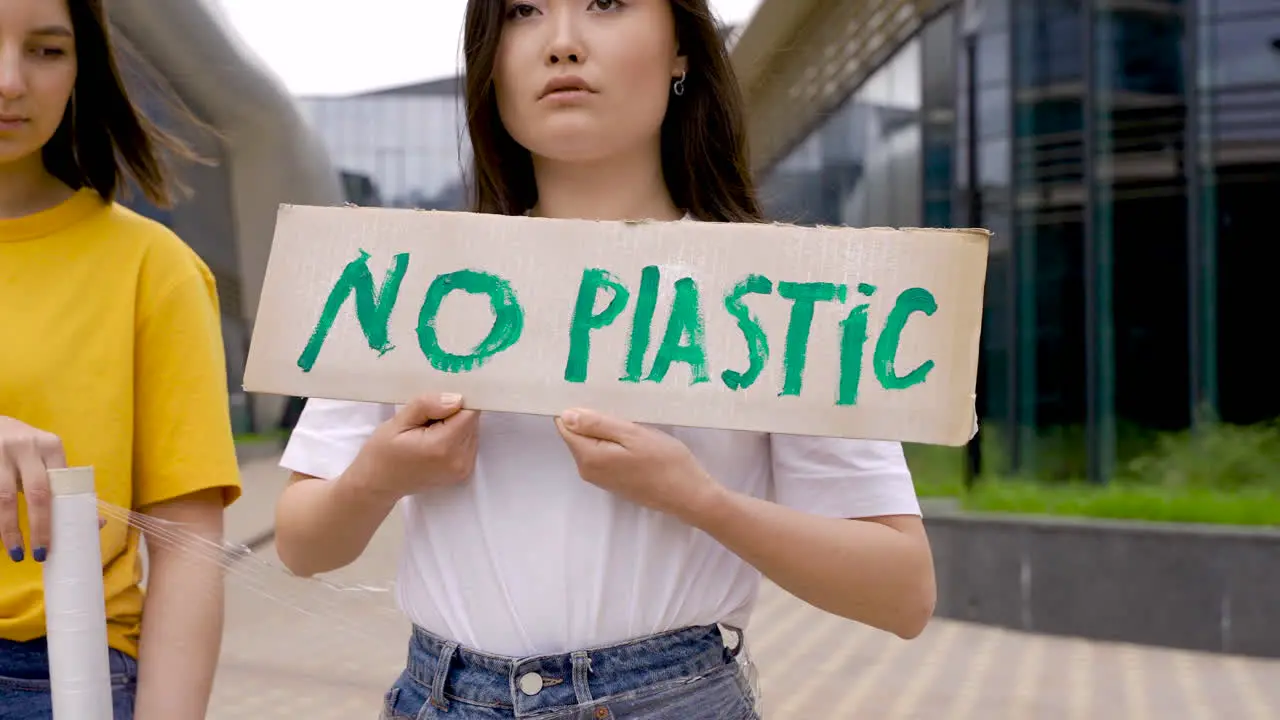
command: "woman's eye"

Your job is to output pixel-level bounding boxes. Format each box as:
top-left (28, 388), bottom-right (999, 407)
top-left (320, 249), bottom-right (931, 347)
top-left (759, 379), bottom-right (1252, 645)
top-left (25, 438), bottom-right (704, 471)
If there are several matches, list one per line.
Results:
top-left (590, 0), bottom-right (622, 11)
top-left (507, 2), bottom-right (539, 20)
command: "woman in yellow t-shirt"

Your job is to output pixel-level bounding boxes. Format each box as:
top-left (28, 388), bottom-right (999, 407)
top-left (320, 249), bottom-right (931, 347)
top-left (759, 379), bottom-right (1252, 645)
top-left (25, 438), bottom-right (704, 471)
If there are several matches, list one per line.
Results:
top-left (0, 1), bottom-right (242, 718)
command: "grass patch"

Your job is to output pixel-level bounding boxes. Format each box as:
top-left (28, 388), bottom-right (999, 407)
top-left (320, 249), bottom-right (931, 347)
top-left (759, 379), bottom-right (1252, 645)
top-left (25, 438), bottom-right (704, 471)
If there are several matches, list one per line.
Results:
top-left (233, 429), bottom-right (288, 445)
top-left (959, 482), bottom-right (1280, 527)
top-left (903, 419), bottom-right (1280, 528)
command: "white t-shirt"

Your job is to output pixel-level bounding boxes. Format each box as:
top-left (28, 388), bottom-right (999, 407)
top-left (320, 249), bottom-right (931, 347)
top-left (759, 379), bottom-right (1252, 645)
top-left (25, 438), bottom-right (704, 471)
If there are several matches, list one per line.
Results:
top-left (280, 399), bottom-right (921, 657)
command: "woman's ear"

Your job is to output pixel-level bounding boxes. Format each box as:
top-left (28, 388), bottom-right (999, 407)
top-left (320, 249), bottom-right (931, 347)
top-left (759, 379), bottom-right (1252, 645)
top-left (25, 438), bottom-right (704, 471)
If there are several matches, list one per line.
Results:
top-left (673, 54), bottom-right (689, 79)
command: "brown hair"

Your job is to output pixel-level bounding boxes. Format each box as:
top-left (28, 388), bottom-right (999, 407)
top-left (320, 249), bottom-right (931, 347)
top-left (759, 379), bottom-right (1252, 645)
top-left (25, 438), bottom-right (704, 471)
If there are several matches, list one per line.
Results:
top-left (461, 0), bottom-right (763, 222)
top-left (41, 0), bottom-right (202, 208)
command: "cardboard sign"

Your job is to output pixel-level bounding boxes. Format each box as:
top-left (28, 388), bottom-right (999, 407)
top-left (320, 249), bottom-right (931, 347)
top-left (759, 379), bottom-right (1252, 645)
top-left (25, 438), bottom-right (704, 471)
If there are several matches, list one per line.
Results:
top-left (243, 206), bottom-right (989, 445)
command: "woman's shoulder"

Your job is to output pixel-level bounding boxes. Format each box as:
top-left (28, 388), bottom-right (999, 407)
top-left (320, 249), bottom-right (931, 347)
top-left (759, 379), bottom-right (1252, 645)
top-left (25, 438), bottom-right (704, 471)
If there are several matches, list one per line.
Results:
top-left (100, 202), bottom-right (216, 297)
top-left (103, 202), bottom-right (204, 261)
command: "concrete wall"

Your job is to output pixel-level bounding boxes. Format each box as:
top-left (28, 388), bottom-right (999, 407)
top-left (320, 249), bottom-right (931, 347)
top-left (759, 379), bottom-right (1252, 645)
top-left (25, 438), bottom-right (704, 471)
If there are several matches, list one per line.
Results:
top-left (926, 510), bottom-right (1280, 658)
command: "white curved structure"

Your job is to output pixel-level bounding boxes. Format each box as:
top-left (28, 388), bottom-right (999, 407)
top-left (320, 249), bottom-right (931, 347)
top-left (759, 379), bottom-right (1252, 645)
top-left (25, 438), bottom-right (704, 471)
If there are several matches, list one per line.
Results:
top-left (106, 0), bottom-right (344, 430)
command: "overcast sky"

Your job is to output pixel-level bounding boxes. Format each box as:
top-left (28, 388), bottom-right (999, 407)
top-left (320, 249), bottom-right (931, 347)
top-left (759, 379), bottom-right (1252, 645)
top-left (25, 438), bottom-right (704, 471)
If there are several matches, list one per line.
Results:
top-left (214, 0), bottom-right (765, 96)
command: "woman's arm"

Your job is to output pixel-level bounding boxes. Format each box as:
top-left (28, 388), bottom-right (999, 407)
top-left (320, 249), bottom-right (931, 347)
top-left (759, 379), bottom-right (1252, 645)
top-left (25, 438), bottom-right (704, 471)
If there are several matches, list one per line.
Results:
top-left (132, 488), bottom-right (227, 720)
top-left (684, 490), bottom-right (935, 638)
top-left (274, 468), bottom-right (400, 577)
top-left (275, 394), bottom-right (481, 578)
top-left (128, 249), bottom-right (242, 717)
top-left (555, 408), bottom-right (936, 639)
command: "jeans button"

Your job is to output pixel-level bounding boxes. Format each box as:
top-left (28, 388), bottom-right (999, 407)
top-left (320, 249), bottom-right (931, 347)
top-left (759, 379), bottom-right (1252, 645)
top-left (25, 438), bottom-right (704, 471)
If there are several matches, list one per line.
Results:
top-left (519, 672), bottom-right (544, 696)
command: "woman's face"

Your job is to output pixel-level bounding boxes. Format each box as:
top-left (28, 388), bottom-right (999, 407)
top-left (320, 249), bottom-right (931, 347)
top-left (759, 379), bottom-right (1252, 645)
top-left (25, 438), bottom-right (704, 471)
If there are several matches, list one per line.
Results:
top-left (494, 0), bottom-right (687, 164)
top-left (0, 0), bottom-right (76, 167)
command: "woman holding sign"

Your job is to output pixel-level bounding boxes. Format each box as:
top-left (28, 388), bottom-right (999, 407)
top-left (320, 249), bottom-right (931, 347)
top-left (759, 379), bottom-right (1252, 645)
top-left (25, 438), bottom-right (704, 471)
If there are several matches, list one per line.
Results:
top-left (0, 1), bottom-right (241, 718)
top-left (277, 1), bottom-right (935, 717)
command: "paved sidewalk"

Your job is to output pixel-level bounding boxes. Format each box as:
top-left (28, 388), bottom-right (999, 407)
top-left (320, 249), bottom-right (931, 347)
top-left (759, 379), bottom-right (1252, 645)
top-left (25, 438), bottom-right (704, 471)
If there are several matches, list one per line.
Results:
top-left (210, 457), bottom-right (1280, 718)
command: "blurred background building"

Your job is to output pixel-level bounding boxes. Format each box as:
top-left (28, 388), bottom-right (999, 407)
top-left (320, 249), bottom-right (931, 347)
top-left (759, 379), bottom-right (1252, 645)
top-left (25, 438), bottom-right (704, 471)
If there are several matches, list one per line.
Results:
top-left (106, 0), bottom-right (343, 433)
top-left (298, 78), bottom-right (470, 210)
top-left (734, 0), bottom-right (1280, 483)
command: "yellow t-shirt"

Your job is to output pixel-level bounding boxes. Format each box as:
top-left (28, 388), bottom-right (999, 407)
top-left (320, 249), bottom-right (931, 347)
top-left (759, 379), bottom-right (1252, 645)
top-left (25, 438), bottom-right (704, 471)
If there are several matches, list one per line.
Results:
top-left (0, 188), bottom-right (242, 659)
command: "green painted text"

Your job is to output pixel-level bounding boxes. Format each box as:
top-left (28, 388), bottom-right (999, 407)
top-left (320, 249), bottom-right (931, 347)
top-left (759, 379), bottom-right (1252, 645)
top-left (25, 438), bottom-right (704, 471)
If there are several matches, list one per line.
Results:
top-left (299, 253), bottom-right (940, 405)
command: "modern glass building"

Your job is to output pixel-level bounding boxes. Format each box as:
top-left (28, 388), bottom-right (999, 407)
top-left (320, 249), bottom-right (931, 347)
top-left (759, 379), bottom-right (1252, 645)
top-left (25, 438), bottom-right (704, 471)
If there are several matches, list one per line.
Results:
top-left (298, 77), bottom-right (471, 210)
top-left (734, 0), bottom-right (1280, 481)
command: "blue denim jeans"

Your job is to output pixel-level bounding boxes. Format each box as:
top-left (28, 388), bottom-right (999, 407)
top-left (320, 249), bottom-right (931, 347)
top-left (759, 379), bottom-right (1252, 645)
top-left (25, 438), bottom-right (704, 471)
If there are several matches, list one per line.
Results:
top-left (0, 637), bottom-right (137, 720)
top-left (380, 625), bottom-right (759, 719)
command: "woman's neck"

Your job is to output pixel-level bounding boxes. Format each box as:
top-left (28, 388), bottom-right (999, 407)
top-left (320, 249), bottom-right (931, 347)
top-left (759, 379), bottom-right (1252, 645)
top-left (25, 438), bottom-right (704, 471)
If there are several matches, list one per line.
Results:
top-left (0, 155), bottom-right (75, 219)
top-left (530, 143), bottom-right (682, 222)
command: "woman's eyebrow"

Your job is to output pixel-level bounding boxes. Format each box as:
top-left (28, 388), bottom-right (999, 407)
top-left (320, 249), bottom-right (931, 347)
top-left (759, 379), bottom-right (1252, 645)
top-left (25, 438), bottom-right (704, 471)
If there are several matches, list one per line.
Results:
top-left (30, 25), bottom-right (74, 38)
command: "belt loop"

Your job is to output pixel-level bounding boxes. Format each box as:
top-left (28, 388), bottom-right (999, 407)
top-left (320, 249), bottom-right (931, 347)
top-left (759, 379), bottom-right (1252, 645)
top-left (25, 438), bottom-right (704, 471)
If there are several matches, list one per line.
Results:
top-left (571, 651), bottom-right (593, 704)
top-left (430, 641), bottom-right (459, 711)
top-left (722, 625), bottom-right (745, 658)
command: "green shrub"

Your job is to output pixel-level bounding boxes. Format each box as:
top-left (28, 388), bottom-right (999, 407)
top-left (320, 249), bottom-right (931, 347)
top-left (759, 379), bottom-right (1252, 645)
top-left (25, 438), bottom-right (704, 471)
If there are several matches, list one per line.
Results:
top-left (902, 419), bottom-right (1280, 526)
top-left (1120, 420), bottom-right (1280, 492)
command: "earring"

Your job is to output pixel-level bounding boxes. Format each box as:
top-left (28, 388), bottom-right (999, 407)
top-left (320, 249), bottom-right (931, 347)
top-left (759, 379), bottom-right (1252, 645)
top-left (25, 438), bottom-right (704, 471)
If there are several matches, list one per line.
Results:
top-left (673, 71), bottom-right (686, 97)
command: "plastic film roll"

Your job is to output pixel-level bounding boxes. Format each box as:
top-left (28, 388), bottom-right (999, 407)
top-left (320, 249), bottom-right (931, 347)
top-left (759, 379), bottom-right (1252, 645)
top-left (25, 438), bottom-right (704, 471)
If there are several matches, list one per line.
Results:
top-left (42, 466), bottom-right (114, 720)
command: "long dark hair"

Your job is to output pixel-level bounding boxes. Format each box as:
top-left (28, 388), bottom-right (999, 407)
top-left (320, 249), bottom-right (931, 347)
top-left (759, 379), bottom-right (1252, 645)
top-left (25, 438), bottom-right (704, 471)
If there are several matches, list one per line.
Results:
top-left (41, 0), bottom-right (201, 208)
top-left (462, 0), bottom-right (763, 222)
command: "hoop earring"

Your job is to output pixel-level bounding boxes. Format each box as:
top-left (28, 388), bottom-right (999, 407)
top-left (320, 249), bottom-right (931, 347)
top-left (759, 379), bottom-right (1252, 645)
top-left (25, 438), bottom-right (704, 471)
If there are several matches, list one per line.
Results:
top-left (673, 71), bottom-right (686, 97)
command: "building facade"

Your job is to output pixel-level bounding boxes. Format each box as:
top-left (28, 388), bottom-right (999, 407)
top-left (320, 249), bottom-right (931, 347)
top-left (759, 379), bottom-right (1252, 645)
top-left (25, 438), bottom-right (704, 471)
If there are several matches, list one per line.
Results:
top-left (734, 0), bottom-right (1280, 481)
top-left (298, 77), bottom-right (471, 210)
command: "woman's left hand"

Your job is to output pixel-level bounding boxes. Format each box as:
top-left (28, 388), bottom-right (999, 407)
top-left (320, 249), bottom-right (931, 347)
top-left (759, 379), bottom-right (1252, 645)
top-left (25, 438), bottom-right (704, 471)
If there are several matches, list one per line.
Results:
top-left (555, 408), bottom-right (725, 521)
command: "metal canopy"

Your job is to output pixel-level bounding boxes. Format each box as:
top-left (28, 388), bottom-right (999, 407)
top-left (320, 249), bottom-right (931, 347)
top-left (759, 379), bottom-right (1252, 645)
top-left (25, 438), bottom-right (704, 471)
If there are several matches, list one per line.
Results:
top-left (731, 0), bottom-right (946, 173)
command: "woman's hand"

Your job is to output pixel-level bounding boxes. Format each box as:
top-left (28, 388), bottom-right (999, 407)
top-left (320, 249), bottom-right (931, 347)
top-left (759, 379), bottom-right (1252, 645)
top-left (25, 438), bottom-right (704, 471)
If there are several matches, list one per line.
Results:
top-left (0, 416), bottom-right (65, 563)
top-left (347, 393), bottom-right (480, 503)
top-left (554, 408), bottom-right (725, 521)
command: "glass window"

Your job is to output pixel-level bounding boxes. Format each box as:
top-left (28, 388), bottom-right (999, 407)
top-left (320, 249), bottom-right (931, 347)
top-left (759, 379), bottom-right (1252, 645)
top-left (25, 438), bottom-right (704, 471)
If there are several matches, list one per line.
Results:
top-left (1095, 5), bottom-right (1194, 466)
top-left (1015, 0), bottom-right (1085, 87)
top-left (1210, 0), bottom-right (1280, 18)
top-left (1210, 13), bottom-right (1280, 89)
top-left (922, 10), bottom-right (957, 228)
top-left (762, 33), bottom-right (926, 231)
top-left (922, 12), bottom-right (956, 108)
top-left (978, 86), bottom-right (1010, 137)
top-left (977, 29), bottom-right (1011, 87)
top-left (1204, 1), bottom-right (1280, 423)
top-left (979, 137), bottom-right (1011, 188)
top-left (1105, 10), bottom-right (1185, 95)
top-left (978, 0), bottom-right (1012, 30)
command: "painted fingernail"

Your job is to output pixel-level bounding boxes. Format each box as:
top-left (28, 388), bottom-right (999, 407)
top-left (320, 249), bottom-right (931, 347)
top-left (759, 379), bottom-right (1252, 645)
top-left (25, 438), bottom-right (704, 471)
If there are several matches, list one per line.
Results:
top-left (33, 547), bottom-right (46, 563)
top-left (8, 547), bottom-right (23, 563)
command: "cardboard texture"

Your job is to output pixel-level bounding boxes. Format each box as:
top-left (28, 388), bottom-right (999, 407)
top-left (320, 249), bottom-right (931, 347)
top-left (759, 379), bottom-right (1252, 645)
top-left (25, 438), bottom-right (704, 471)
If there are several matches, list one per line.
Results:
top-left (244, 206), bottom-right (989, 446)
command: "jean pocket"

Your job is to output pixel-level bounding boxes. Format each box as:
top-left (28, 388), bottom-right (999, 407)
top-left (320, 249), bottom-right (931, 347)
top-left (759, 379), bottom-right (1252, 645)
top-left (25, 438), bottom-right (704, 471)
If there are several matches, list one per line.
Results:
top-left (0, 665), bottom-right (133, 696)
top-left (381, 674), bottom-right (438, 720)
top-left (0, 674), bottom-right (53, 693)
top-left (0, 672), bottom-right (134, 694)
top-left (108, 649), bottom-right (138, 691)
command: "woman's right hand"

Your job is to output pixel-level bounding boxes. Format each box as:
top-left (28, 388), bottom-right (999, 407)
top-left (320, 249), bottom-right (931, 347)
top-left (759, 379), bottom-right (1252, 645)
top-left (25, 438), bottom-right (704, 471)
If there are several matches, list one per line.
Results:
top-left (348, 393), bottom-right (480, 502)
top-left (0, 416), bottom-right (66, 563)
